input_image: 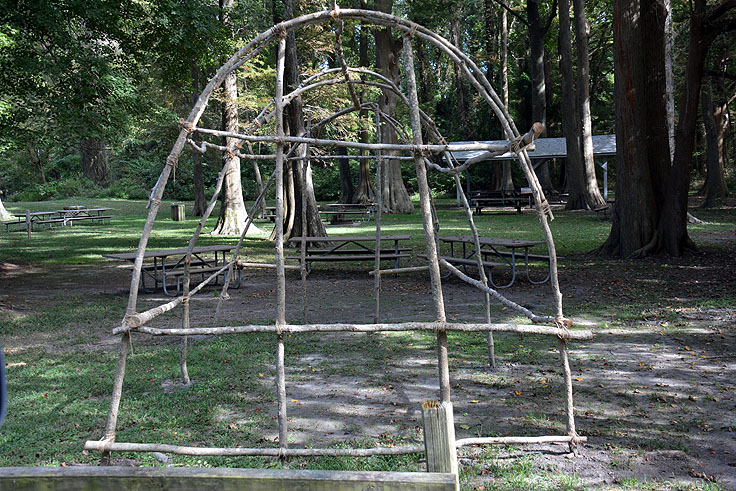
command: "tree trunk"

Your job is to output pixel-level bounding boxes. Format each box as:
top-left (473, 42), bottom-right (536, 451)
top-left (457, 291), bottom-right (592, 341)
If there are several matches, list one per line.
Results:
top-left (270, 0), bottom-right (326, 241)
top-left (337, 146), bottom-right (355, 204)
top-left (0, 197), bottom-right (11, 221)
top-left (499, 6), bottom-right (514, 190)
top-left (701, 82), bottom-right (729, 207)
top-left (527, 0), bottom-right (553, 191)
top-left (573, 0), bottom-right (606, 208)
top-left (374, 0), bottom-right (414, 213)
top-left (212, 0), bottom-right (258, 236)
top-left (450, 11), bottom-right (469, 138)
top-left (27, 144), bottom-right (47, 184)
top-left (598, 0), bottom-right (660, 257)
top-left (80, 139), bottom-right (109, 186)
top-left (658, 0), bottom-right (713, 255)
top-left (355, 0), bottom-right (375, 204)
top-left (191, 60), bottom-right (207, 217)
top-left (558, 0), bottom-right (586, 210)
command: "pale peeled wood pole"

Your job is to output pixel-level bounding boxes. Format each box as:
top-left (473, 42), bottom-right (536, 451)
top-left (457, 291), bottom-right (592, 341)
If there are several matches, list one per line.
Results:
top-left (95, 7), bottom-right (587, 468)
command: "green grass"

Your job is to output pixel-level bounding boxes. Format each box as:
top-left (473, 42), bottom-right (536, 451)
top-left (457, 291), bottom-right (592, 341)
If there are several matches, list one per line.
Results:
top-left (1, 196), bottom-right (735, 489)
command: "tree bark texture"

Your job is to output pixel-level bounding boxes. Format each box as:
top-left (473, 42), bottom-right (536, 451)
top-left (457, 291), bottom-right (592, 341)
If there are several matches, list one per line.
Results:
top-left (700, 81), bottom-right (729, 208)
top-left (573, 0), bottom-right (606, 209)
top-left (527, 0), bottom-right (553, 191)
top-left (212, 0), bottom-right (254, 236)
top-left (374, 0), bottom-right (414, 213)
top-left (600, 0), bottom-right (660, 257)
top-left (337, 146), bottom-right (355, 203)
top-left (558, 0), bottom-right (586, 210)
top-left (355, 0), bottom-right (375, 205)
top-left (270, 0), bottom-right (326, 241)
top-left (80, 139), bottom-right (110, 186)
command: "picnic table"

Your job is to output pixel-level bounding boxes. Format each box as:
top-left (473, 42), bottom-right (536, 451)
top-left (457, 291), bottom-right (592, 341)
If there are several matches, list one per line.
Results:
top-left (427, 235), bottom-right (551, 288)
top-left (102, 245), bottom-right (241, 296)
top-left (3, 207), bottom-right (112, 232)
top-left (469, 188), bottom-right (532, 214)
top-left (318, 203), bottom-right (376, 224)
top-left (286, 235), bottom-right (411, 273)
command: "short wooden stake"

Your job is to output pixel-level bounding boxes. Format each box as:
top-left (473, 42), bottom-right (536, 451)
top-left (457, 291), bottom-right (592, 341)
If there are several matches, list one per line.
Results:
top-left (422, 400), bottom-right (458, 490)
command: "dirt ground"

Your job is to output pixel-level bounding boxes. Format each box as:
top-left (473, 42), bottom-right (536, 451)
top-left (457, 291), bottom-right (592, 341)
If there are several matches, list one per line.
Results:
top-left (1, 221), bottom-right (735, 489)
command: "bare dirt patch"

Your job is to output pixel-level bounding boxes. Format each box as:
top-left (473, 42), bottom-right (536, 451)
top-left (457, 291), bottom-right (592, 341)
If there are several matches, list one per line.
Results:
top-left (1, 225), bottom-right (735, 489)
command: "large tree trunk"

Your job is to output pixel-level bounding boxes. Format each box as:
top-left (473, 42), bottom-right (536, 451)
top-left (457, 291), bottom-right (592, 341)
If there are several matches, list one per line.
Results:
top-left (270, 0), bottom-right (326, 241)
top-left (0, 197), bottom-right (11, 221)
top-left (212, 0), bottom-right (257, 236)
top-left (80, 140), bottom-right (109, 186)
top-left (558, 0), bottom-right (586, 210)
top-left (374, 0), bottom-right (413, 213)
top-left (573, 0), bottom-right (606, 208)
top-left (191, 60), bottom-right (207, 217)
top-left (355, 0), bottom-right (375, 204)
top-left (527, 0), bottom-right (554, 191)
top-left (598, 0), bottom-right (661, 257)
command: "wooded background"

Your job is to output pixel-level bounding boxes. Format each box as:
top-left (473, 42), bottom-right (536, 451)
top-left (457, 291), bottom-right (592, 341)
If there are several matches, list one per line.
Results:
top-left (0, 0), bottom-right (734, 256)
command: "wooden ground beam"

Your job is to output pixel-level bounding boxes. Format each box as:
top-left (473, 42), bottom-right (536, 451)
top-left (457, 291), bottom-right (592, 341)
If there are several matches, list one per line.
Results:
top-left (0, 466), bottom-right (455, 491)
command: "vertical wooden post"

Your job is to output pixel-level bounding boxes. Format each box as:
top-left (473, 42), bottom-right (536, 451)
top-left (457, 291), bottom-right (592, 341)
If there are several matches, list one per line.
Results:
top-left (274, 33), bottom-right (288, 453)
top-left (402, 36), bottom-right (450, 403)
top-left (422, 400), bottom-right (458, 490)
top-left (557, 338), bottom-right (578, 452)
top-left (100, 332), bottom-right (131, 465)
top-left (373, 110), bottom-right (383, 324)
top-left (25, 210), bottom-right (31, 239)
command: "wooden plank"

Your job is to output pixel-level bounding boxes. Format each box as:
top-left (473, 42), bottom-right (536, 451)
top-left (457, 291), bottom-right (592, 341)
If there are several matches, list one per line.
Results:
top-left (286, 254), bottom-right (410, 262)
top-left (0, 466), bottom-right (456, 491)
top-left (418, 254), bottom-right (503, 269)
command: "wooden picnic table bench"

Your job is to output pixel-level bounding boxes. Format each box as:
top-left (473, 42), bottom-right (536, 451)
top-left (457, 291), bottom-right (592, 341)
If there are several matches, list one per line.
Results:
top-left (422, 235), bottom-right (551, 288)
top-left (469, 189), bottom-right (532, 215)
top-left (103, 245), bottom-right (241, 296)
top-left (286, 235), bottom-right (411, 273)
top-left (4, 208), bottom-right (112, 232)
top-left (318, 203), bottom-right (376, 224)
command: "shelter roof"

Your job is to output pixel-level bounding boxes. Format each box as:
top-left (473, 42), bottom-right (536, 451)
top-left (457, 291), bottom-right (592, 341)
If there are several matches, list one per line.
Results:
top-left (446, 134), bottom-right (616, 163)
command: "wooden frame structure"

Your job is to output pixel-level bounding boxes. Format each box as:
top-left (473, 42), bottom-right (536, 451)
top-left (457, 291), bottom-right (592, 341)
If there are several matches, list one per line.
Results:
top-left (86, 4), bottom-right (593, 477)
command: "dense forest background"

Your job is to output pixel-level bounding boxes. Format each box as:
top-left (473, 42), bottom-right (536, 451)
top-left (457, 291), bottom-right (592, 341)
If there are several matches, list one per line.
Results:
top-left (0, 0), bottom-right (733, 209)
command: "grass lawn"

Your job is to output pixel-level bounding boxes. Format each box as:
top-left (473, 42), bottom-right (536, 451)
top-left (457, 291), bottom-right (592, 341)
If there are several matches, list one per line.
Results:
top-left (1, 195), bottom-right (734, 490)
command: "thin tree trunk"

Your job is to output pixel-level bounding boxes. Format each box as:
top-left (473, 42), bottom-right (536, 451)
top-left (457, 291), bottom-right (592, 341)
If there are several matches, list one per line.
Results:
top-left (559, 0), bottom-right (586, 210)
top-left (499, 6), bottom-right (514, 190)
top-left (527, 0), bottom-right (554, 191)
top-left (191, 60), bottom-right (207, 217)
top-left (573, 0), bottom-right (606, 208)
top-left (700, 77), bottom-right (729, 208)
top-left (450, 11), bottom-right (469, 137)
top-left (27, 144), bottom-right (47, 184)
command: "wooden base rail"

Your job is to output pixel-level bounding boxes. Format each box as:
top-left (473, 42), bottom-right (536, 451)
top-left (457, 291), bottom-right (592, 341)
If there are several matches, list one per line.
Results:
top-left (0, 466), bottom-right (456, 491)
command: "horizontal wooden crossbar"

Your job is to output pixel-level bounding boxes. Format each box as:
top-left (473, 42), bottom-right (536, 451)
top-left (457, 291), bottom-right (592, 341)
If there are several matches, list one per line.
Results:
top-left (113, 321), bottom-right (593, 339)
